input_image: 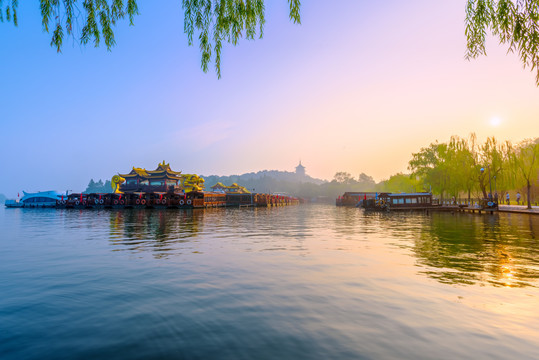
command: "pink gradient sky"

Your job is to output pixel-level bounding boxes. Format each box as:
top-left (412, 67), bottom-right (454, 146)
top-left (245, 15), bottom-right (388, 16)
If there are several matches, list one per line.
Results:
top-left (0, 0), bottom-right (538, 196)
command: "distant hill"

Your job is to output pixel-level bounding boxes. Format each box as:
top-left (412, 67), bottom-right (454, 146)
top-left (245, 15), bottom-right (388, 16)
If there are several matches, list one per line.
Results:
top-left (203, 170), bottom-right (326, 187)
top-left (0, 193), bottom-right (6, 204)
top-left (202, 170), bottom-right (327, 195)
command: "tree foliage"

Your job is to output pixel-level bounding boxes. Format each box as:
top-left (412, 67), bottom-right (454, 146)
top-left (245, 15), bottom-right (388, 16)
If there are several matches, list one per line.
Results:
top-left (409, 134), bottom-right (538, 204)
top-left (376, 173), bottom-right (420, 193)
top-left (1, 0), bottom-right (301, 77)
top-left (508, 139), bottom-right (539, 208)
top-left (3, 1), bottom-right (539, 83)
top-left (466, 0), bottom-right (539, 84)
top-left (184, 0), bottom-right (300, 77)
top-left (333, 171), bottom-right (355, 184)
top-left (84, 178), bottom-right (113, 193)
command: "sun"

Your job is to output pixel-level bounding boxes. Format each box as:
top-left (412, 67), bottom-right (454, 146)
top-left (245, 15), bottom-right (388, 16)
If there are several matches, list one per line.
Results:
top-left (489, 117), bottom-right (502, 127)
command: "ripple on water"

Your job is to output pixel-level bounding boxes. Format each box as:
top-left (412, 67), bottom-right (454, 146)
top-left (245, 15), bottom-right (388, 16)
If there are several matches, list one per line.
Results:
top-left (1, 206), bottom-right (539, 359)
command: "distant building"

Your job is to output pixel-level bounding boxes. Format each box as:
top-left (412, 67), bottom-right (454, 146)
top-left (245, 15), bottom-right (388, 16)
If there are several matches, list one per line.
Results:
top-left (295, 161), bottom-right (306, 176)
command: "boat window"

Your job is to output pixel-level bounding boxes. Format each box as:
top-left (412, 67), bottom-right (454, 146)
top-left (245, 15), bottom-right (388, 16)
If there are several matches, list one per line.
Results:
top-left (151, 181), bottom-right (163, 186)
top-left (127, 179), bottom-right (137, 185)
top-left (140, 180), bottom-right (149, 185)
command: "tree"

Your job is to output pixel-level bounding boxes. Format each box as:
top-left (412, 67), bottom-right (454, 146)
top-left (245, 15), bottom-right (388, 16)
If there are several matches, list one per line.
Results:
top-left (3, 1), bottom-right (539, 84)
top-left (85, 178), bottom-right (113, 193)
top-left (448, 135), bottom-right (477, 202)
top-left (509, 139), bottom-right (539, 209)
top-left (333, 171), bottom-right (355, 184)
top-left (408, 141), bottom-right (452, 199)
top-left (377, 173), bottom-right (420, 193)
top-left (358, 173), bottom-right (375, 185)
top-left (0, 0), bottom-right (301, 78)
top-left (478, 136), bottom-right (511, 198)
top-left (466, 0), bottom-right (539, 85)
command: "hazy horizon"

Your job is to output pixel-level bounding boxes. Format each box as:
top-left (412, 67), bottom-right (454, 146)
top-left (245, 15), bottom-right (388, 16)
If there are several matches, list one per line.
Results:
top-left (1, 0), bottom-right (538, 197)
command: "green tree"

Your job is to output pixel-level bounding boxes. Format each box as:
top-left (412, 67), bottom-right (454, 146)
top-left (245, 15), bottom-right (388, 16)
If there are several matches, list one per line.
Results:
top-left (408, 141), bottom-right (452, 199)
top-left (377, 173), bottom-right (420, 193)
top-left (1, 0), bottom-right (301, 78)
top-left (477, 136), bottom-right (510, 198)
top-left (85, 178), bottom-right (113, 193)
top-left (449, 135), bottom-right (477, 202)
top-left (4, 1), bottom-right (539, 84)
top-left (509, 139), bottom-right (539, 209)
top-left (466, 0), bottom-right (539, 85)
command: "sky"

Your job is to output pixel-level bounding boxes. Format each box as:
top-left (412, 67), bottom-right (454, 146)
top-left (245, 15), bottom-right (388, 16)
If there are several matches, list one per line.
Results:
top-left (0, 0), bottom-right (538, 197)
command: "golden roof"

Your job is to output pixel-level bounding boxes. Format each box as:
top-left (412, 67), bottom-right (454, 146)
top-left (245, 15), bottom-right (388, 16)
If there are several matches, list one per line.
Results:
top-left (119, 161), bottom-right (182, 178)
top-left (210, 182), bottom-right (250, 193)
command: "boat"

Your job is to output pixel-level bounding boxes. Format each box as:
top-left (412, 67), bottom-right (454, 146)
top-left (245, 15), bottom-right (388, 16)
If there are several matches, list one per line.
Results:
top-left (5, 161), bottom-right (300, 210)
top-left (5, 191), bottom-right (64, 208)
top-left (336, 192), bottom-right (378, 207)
top-left (362, 192), bottom-right (434, 211)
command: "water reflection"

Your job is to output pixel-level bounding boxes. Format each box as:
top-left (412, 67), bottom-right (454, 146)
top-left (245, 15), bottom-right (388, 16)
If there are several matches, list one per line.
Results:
top-left (412, 213), bottom-right (539, 287)
top-left (100, 206), bottom-right (539, 286)
top-left (108, 209), bottom-right (204, 258)
top-left (3, 206), bottom-right (539, 359)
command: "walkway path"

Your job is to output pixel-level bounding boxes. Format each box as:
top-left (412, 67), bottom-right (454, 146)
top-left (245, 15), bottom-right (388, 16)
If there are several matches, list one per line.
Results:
top-left (498, 205), bottom-right (539, 215)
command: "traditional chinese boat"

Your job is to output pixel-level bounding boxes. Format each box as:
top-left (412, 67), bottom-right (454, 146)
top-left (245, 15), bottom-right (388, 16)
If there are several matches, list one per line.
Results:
top-left (7, 161), bottom-right (299, 210)
top-left (362, 192), bottom-right (434, 211)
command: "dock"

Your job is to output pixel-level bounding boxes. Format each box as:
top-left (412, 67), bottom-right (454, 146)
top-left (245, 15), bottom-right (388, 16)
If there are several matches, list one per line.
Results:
top-left (337, 192), bottom-right (538, 215)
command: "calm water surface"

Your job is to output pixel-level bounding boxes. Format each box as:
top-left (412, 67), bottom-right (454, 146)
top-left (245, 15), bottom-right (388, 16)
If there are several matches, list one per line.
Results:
top-left (1, 205), bottom-right (539, 359)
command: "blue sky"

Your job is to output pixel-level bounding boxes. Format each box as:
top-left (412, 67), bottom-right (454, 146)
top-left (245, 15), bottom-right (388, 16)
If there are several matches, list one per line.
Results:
top-left (1, 1), bottom-right (538, 197)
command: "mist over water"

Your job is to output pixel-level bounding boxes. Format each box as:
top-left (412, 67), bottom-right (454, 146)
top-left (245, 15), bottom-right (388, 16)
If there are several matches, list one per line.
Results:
top-left (1, 205), bottom-right (538, 359)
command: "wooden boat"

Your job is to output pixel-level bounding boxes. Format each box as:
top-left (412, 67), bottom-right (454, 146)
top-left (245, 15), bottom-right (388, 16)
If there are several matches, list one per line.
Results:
top-left (362, 193), bottom-right (434, 211)
top-left (6, 162), bottom-right (299, 211)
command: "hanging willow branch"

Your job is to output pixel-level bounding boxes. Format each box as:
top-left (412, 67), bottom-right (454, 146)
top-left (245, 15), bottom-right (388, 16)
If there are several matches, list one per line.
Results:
top-left (183, 0), bottom-right (301, 77)
top-left (466, 0), bottom-right (539, 85)
top-left (1, 0), bottom-right (301, 77)
top-left (3, 1), bottom-right (538, 83)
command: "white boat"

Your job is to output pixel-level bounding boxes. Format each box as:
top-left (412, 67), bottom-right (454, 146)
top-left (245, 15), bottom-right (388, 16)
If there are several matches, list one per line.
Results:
top-left (5, 191), bottom-right (63, 208)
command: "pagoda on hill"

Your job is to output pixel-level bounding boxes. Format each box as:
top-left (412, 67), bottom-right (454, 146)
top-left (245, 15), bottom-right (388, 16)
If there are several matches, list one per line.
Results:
top-left (295, 161), bottom-right (306, 176)
top-left (112, 161), bottom-right (185, 193)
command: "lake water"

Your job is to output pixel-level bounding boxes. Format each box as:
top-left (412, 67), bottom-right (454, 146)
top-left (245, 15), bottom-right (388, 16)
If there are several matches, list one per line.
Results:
top-left (1, 205), bottom-right (539, 359)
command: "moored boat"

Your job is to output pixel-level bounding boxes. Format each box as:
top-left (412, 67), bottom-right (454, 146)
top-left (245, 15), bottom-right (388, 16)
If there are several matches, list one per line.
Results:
top-left (362, 192), bottom-right (434, 211)
top-left (5, 191), bottom-right (63, 208)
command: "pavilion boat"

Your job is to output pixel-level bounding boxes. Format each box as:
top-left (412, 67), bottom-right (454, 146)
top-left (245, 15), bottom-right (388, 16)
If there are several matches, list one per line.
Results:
top-left (6, 162), bottom-right (300, 210)
top-left (362, 192), bottom-right (434, 212)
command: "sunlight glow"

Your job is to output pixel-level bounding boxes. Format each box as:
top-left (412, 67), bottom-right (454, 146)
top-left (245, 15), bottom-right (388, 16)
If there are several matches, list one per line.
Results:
top-left (489, 117), bottom-right (502, 127)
